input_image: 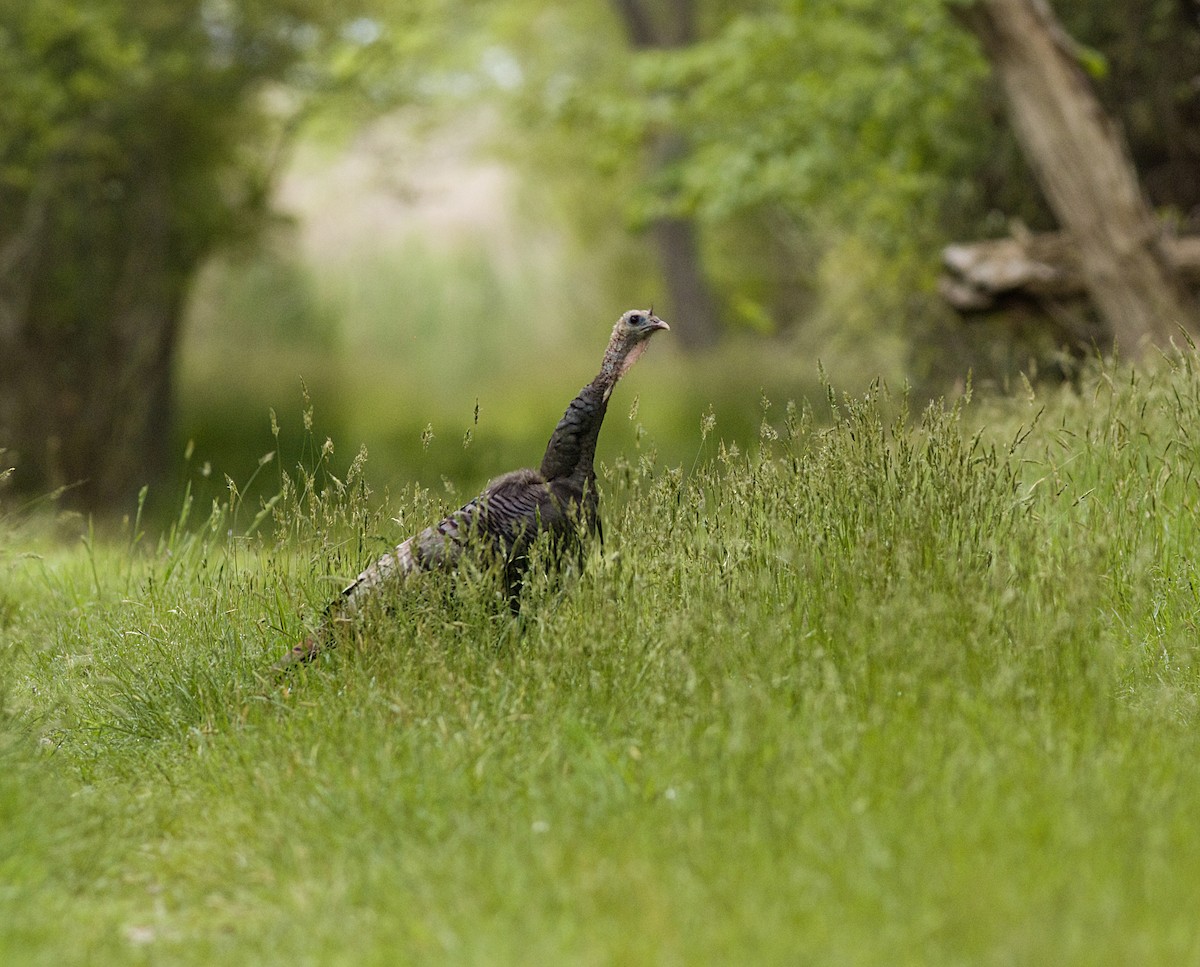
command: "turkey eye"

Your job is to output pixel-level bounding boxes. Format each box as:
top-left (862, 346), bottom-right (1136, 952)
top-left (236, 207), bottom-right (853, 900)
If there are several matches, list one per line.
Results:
top-left (629, 314), bottom-right (643, 326)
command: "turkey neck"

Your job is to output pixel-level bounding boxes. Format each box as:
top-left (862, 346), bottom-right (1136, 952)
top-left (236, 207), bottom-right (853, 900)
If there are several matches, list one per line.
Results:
top-left (539, 337), bottom-right (640, 486)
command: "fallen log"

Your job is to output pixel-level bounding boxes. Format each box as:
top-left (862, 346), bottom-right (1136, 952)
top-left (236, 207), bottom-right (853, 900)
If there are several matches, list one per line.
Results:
top-left (940, 229), bottom-right (1200, 313)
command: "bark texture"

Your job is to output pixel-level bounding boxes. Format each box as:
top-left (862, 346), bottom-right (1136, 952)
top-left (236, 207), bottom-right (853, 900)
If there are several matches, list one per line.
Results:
top-left (957, 0), bottom-right (1200, 356)
top-left (0, 162), bottom-right (184, 512)
top-left (941, 229), bottom-right (1200, 310)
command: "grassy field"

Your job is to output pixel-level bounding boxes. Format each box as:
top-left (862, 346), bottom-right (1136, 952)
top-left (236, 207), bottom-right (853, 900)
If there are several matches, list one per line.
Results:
top-left (4, 352), bottom-right (1200, 964)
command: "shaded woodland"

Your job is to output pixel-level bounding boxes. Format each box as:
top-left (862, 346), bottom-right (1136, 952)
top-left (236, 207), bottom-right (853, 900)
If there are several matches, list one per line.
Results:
top-left (1, 0), bottom-right (1198, 513)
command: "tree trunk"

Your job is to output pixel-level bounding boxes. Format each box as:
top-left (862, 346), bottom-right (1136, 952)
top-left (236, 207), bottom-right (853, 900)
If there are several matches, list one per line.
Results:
top-left (0, 162), bottom-right (184, 514)
top-left (941, 228), bottom-right (1200, 310)
top-left (611, 0), bottom-right (722, 349)
top-left (957, 0), bottom-right (1200, 357)
top-left (651, 215), bottom-right (721, 351)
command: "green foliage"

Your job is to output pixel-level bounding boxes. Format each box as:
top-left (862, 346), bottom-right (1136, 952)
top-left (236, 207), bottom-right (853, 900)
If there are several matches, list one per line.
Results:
top-left (484, 0), bottom-right (999, 370)
top-left (189, 243), bottom-right (340, 353)
top-left (0, 0), bottom-right (479, 511)
top-left (637, 1), bottom-right (988, 237)
top-left (5, 355), bottom-right (1200, 960)
top-left (0, 0), bottom-right (401, 264)
top-left (482, 0), bottom-right (1199, 375)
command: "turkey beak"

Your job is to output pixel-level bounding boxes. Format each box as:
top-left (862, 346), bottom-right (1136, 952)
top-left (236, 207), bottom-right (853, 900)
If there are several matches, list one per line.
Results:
top-left (649, 316), bottom-right (670, 332)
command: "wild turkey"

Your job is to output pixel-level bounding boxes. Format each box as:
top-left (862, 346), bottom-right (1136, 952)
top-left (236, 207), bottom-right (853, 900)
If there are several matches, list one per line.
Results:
top-left (273, 308), bottom-right (669, 671)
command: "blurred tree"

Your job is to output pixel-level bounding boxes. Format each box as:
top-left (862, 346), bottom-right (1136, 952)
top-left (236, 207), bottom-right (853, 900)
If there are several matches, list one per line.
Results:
top-left (494, 0), bottom-right (1200, 369)
top-left (636, 2), bottom-right (989, 244)
top-left (609, 0), bottom-right (720, 349)
top-left (626, 0), bottom-right (994, 376)
top-left (492, 0), bottom-right (991, 364)
top-left (1056, 0), bottom-right (1200, 219)
top-left (0, 0), bottom-right (432, 512)
top-left (485, 2), bottom-right (731, 350)
top-left (954, 0), bottom-right (1199, 357)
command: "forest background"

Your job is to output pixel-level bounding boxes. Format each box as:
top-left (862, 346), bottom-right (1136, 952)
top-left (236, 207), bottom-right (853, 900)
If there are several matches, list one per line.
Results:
top-left (1, 0), bottom-right (1197, 520)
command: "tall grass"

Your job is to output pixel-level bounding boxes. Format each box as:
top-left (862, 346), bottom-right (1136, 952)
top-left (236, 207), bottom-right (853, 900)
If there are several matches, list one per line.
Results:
top-left (4, 354), bottom-right (1200, 963)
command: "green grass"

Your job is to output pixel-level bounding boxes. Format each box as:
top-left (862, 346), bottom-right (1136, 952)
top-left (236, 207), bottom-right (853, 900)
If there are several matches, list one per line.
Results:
top-left (5, 354), bottom-right (1200, 964)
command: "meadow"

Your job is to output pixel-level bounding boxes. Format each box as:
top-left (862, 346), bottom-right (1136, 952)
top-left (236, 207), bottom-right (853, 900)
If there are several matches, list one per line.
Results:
top-left (4, 344), bottom-right (1200, 964)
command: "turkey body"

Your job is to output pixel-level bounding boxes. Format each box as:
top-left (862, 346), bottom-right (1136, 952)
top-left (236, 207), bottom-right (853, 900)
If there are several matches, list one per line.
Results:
top-left (341, 465), bottom-right (590, 610)
top-left (274, 308), bottom-right (668, 670)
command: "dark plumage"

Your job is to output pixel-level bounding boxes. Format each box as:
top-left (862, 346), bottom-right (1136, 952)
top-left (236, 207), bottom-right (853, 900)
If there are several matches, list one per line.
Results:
top-left (273, 308), bottom-right (669, 671)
